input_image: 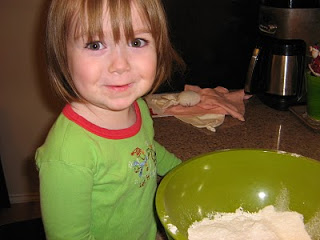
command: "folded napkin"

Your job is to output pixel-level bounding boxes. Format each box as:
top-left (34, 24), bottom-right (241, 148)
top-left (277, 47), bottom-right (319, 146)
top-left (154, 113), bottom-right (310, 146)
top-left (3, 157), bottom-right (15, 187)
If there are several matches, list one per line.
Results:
top-left (174, 114), bottom-right (225, 132)
top-left (164, 85), bottom-right (249, 121)
top-left (145, 84), bottom-right (251, 131)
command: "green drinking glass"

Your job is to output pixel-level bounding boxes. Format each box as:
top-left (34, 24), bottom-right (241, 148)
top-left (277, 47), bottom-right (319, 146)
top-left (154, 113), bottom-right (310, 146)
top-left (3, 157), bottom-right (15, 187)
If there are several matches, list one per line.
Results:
top-left (306, 71), bottom-right (320, 121)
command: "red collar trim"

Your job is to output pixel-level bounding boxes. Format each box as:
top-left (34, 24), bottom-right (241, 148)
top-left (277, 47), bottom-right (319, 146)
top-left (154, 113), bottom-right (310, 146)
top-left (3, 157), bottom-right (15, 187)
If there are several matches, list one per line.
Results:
top-left (62, 102), bottom-right (142, 139)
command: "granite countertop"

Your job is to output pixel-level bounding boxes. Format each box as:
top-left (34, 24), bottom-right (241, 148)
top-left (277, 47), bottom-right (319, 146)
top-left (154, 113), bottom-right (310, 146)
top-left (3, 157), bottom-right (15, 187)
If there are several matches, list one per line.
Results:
top-left (153, 96), bottom-right (320, 162)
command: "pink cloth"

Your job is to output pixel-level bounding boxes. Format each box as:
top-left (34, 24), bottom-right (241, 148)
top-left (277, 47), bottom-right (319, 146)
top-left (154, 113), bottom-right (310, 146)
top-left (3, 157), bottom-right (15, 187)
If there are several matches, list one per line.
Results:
top-left (164, 85), bottom-right (251, 121)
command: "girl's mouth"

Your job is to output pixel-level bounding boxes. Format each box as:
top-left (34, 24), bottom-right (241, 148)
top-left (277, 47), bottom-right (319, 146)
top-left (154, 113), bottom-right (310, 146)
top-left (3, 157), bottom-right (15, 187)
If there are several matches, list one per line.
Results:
top-left (107, 83), bottom-right (132, 92)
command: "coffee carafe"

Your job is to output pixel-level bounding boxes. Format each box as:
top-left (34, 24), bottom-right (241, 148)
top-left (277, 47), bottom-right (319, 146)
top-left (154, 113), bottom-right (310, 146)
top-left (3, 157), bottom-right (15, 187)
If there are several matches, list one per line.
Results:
top-left (245, 0), bottom-right (320, 110)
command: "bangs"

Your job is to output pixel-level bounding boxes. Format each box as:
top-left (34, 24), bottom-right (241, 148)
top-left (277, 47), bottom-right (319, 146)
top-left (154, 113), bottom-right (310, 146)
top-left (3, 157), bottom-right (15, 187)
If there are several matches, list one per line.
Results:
top-left (71, 0), bottom-right (151, 43)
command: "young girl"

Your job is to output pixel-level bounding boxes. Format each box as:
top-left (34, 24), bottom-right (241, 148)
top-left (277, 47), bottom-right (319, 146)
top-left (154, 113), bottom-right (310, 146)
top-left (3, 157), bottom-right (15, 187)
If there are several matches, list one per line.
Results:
top-left (35, 0), bottom-right (185, 239)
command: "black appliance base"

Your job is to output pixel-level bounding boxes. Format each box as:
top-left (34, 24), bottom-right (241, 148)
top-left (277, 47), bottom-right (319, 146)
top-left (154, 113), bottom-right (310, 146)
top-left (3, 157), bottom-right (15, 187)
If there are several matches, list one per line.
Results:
top-left (258, 94), bottom-right (305, 111)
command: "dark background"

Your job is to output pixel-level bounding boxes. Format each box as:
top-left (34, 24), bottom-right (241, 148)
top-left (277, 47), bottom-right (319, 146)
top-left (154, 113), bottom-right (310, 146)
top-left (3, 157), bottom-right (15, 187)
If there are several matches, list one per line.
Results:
top-left (157, 0), bottom-right (261, 92)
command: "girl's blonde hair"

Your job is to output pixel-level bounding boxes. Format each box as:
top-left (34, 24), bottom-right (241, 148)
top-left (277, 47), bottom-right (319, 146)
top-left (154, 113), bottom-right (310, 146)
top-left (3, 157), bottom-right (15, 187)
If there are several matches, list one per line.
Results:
top-left (46, 0), bottom-right (185, 103)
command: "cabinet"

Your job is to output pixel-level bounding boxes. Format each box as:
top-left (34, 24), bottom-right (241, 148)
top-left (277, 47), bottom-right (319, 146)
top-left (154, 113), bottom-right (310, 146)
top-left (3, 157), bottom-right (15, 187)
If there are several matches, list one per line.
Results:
top-left (0, 155), bottom-right (10, 208)
top-left (157, 0), bottom-right (260, 93)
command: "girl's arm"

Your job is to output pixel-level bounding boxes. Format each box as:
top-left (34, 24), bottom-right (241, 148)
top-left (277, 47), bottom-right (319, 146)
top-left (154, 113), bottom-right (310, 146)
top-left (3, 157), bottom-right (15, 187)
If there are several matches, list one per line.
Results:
top-left (154, 141), bottom-right (181, 176)
top-left (38, 161), bottom-right (96, 240)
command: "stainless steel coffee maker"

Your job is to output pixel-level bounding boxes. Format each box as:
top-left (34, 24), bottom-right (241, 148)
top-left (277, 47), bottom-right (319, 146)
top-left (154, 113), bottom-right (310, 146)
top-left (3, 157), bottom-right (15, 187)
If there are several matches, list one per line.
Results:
top-left (245, 0), bottom-right (320, 110)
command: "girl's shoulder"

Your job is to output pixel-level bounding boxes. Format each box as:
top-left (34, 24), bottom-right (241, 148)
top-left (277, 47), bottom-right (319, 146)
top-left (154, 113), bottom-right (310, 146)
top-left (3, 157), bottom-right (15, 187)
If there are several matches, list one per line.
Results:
top-left (136, 97), bottom-right (148, 112)
top-left (137, 97), bottom-right (152, 119)
top-left (35, 108), bottom-right (100, 168)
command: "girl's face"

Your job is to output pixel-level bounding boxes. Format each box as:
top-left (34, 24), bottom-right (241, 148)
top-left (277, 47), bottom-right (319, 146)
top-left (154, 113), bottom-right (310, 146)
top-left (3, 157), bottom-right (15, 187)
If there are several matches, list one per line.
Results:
top-left (67, 3), bottom-right (157, 112)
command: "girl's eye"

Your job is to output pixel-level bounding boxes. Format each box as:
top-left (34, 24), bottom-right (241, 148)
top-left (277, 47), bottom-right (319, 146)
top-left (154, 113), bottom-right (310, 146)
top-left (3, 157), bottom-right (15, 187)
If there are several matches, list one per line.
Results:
top-left (85, 41), bottom-right (105, 50)
top-left (129, 38), bottom-right (147, 48)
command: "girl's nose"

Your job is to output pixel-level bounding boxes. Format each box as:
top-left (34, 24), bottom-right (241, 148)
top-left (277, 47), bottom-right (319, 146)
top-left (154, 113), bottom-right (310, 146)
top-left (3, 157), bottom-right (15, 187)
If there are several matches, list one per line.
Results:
top-left (108, 47), bottom-right (130, 74)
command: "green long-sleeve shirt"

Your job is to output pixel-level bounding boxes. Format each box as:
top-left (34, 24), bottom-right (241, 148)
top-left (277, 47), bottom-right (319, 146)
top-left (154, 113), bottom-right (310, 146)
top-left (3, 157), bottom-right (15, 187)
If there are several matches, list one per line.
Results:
top-left (35, 98), bottom-right (181, 240)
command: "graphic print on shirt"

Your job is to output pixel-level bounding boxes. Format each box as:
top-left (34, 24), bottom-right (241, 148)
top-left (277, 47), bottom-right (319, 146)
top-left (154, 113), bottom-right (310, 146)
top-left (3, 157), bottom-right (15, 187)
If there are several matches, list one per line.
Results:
top-left (129, 142), bottom-right (157, 187)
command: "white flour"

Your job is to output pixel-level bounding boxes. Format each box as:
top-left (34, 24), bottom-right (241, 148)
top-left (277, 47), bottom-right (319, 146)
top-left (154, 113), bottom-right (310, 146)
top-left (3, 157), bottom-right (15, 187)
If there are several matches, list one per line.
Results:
top-left (168, 223), bottom-right (178, 234)
top-left (188, 205), bottom-right (311, 240)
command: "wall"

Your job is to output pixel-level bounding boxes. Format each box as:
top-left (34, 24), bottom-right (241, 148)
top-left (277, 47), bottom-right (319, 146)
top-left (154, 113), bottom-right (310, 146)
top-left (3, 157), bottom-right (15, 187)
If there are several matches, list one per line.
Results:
top-left (0, 0), bottom-right (61, 203)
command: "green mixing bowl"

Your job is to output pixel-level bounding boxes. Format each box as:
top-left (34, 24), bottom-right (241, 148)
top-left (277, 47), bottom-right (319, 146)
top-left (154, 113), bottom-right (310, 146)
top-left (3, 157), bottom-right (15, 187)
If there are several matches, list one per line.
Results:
top-left (155, 149), bottom-right (320, 240)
